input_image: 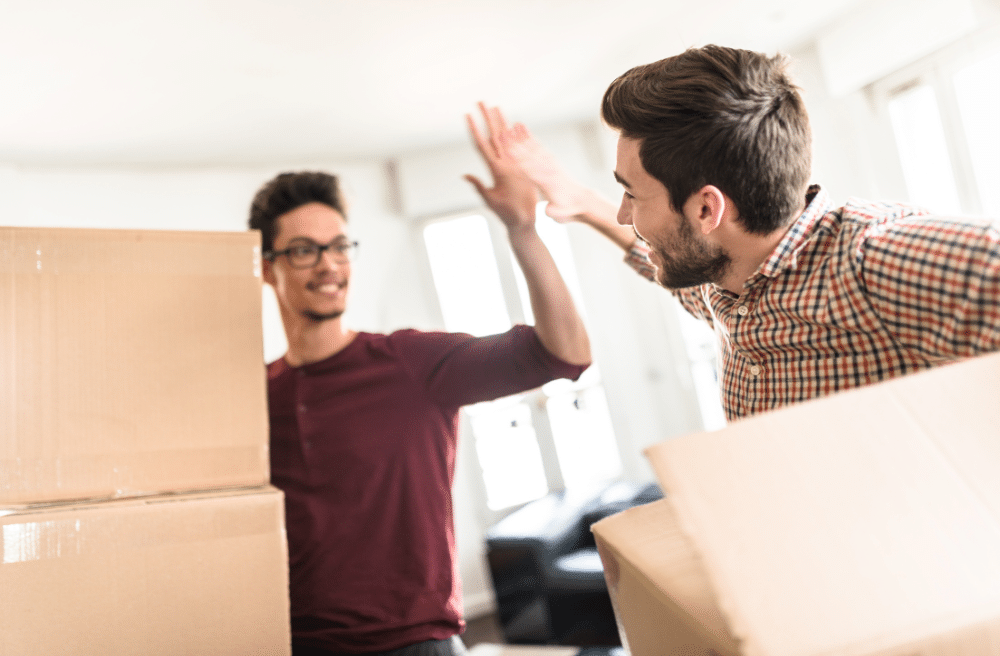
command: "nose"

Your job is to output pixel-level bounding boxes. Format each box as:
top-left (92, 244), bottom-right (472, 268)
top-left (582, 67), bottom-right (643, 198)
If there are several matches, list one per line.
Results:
top-left (315, 247), bottom-right (343, 270)
top-left (617, 200), bottom-right (632, 226)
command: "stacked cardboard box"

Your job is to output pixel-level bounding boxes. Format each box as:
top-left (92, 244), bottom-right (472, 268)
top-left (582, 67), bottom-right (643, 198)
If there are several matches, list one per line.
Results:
top-left (1, 227), bottom-right (290, 655)
top-left (593, 352), bottom-right (1000, 656)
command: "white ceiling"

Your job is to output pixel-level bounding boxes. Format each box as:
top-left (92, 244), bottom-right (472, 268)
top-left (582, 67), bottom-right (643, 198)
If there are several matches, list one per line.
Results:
top-left (0, 0), bottom-right (866, 167)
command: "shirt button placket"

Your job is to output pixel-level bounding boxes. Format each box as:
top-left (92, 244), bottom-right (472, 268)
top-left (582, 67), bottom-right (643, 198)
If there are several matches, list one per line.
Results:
top-left (294, 372), bottom-right (312, 457)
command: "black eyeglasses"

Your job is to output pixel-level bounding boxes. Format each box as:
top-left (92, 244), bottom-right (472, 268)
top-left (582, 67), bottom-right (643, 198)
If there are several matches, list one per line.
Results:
top-left (264, 238), bottom-right (360, 269)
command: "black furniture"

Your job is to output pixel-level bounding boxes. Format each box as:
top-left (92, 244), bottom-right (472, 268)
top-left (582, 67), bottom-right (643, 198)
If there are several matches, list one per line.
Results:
top-left (484, 481), bottom-right (663, 646)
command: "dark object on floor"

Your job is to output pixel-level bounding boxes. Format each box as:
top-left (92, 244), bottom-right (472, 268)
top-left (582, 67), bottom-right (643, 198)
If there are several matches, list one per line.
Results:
top-left (485, 481), bottom-right (663, 646)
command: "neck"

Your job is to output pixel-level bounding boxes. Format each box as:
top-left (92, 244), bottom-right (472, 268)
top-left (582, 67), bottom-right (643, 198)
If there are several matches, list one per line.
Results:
top-left (715, 223), bottom-right (795, 295)
top-left (280, 309), bottom-right (356, 367)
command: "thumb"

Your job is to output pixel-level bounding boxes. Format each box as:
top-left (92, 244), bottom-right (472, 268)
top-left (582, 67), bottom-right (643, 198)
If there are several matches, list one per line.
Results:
top-left (545, 204), bottom-right (577, 221)
top-left (464, 174), bottom-right (489, 198)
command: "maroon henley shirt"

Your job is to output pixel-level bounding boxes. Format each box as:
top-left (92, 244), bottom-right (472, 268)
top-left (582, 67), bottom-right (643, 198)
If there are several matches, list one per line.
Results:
top-left (267, 325), bottom-right (587, 653)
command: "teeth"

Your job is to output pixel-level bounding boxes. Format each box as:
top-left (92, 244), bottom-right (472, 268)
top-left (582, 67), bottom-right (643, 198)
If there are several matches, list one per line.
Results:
top-left (316, 283), bottom-right (341, 293)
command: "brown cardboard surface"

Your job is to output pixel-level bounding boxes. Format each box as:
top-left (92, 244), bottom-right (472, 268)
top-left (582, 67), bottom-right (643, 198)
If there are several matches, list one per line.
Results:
top-left (591, 499), bottom-right (740, 656)
top-left (0, 486), bottom-right (290, 655)
top-left (646, 352), bottom-right (1000, 656)
top-left (0, 227), bottom-right (269, 504)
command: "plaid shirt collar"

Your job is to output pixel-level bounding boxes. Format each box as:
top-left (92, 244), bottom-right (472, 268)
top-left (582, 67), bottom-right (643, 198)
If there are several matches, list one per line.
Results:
top-left (743, 185), bottom-right (834, 289)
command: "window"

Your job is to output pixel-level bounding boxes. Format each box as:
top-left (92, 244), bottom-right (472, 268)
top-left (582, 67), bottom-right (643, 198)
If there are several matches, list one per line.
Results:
top-left (953, 50), bottom-right (1000, 216)
top-left (544, 369), bottom-right (622, 490)
top-left (886, 83), bottom-right (962, 214)
top-left (423, 206), bottom-right (622, 511)
top-left (423, 215), bottom-right (511, 337)
top-left (881, 35), bottom-right (1000, 216)
top-left (674, 305), bottom-right (726, 431)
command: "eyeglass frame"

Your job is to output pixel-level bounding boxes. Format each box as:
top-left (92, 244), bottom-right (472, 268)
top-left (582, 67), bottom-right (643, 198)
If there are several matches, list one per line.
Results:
top-left (263, 237), bottom-right (360, 269)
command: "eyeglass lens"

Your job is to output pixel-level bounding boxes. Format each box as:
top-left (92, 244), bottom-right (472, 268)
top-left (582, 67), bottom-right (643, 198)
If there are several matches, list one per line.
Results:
top-left (285, 239), bottom-right (357, 268)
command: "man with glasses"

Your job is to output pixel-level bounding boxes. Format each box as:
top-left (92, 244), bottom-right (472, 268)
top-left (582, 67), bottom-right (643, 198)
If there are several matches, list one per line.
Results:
top-left (248, 107), bottom-right (591, 656)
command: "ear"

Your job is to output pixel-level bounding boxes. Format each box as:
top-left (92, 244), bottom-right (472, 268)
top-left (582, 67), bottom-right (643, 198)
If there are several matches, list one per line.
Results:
top-left (262, 259), bottom-right (276, 287)
top-left (688, 185), bottom-right (728, 235)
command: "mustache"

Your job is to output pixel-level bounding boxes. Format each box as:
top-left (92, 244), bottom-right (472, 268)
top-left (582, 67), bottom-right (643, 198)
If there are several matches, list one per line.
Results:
top-left (632, 229), bottom-right (651, 247)
top-left (307, 274), bottom-right (346, 287)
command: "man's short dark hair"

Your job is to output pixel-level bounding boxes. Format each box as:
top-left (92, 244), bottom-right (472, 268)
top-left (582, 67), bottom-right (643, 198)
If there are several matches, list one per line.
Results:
top-left (248, 171), bottom-right (347, 253)
top-left (601, 45), bottom-right (812, 234)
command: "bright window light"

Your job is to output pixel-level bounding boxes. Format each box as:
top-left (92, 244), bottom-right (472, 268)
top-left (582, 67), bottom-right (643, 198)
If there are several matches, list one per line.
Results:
top-left (424, 215), bottom-right (545, 510)
top-left (546, 378), bottom-right (622, 490)
top-left (887, 84), bottom-right (963, 215)
top-left (954, 51), bottom-right (1000, 216)
top-left (675, 304), bottom-right (726, 431)
top-left (510, 203), bottom-right (588, 324)
top-left (423, 215), bottom-right (511, 336)
top-left (466, 399), bottom-right (549, 510)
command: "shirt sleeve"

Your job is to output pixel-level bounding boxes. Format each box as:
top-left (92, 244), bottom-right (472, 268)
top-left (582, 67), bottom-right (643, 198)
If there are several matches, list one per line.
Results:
top-left (625, 238), bottom-right (658, 282)
top-left (625, 237), bottom-right (716, 329)
top-left (859, 215), bottom-right (1000, 360)
top-left (388, 325), bottom-right (589, 409)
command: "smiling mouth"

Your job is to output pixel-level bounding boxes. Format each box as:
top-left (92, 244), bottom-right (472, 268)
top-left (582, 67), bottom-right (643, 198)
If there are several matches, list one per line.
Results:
top-left (308, 279), bottom-right (346, 295)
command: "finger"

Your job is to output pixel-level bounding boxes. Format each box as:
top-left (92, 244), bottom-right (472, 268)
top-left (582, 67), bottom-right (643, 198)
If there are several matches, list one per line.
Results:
top-left (476, 102), bottom-right (501, 158)
top-left (494, 106), bottom-right (510, 133)
top-left (483, 105), bottom-right (506, 155)
top-left (463, 174), bottom-right (490, 198)
top-left (465, 112), bottom-right (493, 160)
top-left (545, 204), bottom-right (576, 221)
top-left (498, 127), bottom-right (528, 169)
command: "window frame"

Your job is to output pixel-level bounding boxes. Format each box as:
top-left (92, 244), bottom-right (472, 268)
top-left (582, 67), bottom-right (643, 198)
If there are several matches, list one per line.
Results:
top-left (869, 23), bottom-right (1000, 216)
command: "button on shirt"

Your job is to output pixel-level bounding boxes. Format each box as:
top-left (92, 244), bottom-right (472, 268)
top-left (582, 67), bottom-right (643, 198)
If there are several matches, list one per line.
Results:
top-left (625, 185), bottom-right (1000, 419)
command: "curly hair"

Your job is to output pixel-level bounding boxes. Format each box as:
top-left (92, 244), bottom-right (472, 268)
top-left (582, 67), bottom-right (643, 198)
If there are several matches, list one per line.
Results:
top-left (248, 171), bottom-right (348, 253)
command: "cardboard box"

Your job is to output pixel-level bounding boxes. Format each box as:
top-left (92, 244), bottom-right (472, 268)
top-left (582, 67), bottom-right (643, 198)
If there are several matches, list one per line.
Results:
top-left (0, 486), bottom-right (290, 655)
top-left (0, 227), bottom-right (269, 504)
top-left (592, 499), bottom-right (740, 656)
top-left (616, 352), bottom-right (1000, 656)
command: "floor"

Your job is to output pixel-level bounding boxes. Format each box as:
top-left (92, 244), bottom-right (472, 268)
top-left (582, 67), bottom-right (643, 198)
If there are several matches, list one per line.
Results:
top-left (461, 612), bottom-right (506, 649)
top-left (466, 646), bottom-right (578, 656)
top-left (461, 613), bottom-right (624, 656)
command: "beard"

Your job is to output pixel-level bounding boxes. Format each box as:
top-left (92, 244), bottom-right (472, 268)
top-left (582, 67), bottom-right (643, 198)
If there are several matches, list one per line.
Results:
top-left (649, 217), bottom-right (731, 289)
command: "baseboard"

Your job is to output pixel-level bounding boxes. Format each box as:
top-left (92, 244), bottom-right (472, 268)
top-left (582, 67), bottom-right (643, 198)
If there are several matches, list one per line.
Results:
top-left (464, 590), bottom-right (497, 619)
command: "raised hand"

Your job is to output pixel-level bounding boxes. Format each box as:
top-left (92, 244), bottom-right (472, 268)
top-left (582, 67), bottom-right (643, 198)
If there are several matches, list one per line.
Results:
top-left (463, 102), bottom-right (591, 366)
top-left (502, 121), bottom-right (596, 222)
top-left (464, 102), bottom-right (538, 232)
top-left (467, 102), bottom-right (636, 253)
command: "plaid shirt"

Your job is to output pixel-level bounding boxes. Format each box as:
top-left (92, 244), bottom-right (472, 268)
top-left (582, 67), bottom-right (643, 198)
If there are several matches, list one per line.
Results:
top-left (625, 186), bottom-right (1000, 420)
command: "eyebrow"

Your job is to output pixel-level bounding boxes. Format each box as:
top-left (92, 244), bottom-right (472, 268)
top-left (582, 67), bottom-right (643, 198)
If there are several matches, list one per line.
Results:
top-left (613, 171), bottom-right (631, 188)
top-left (286, 235), bottom-right (349, 246)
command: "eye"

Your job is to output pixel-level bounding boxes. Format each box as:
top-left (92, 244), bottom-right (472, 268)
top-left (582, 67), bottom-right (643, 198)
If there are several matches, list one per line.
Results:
top-left (290, 244), bottom-right (318, 258)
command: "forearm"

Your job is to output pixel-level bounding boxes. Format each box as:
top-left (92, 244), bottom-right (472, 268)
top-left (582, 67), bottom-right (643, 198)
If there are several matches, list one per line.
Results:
top-left (568, 191), bottom-right (636, 252)
top-left (507, 226), bottom-right (591, 366)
